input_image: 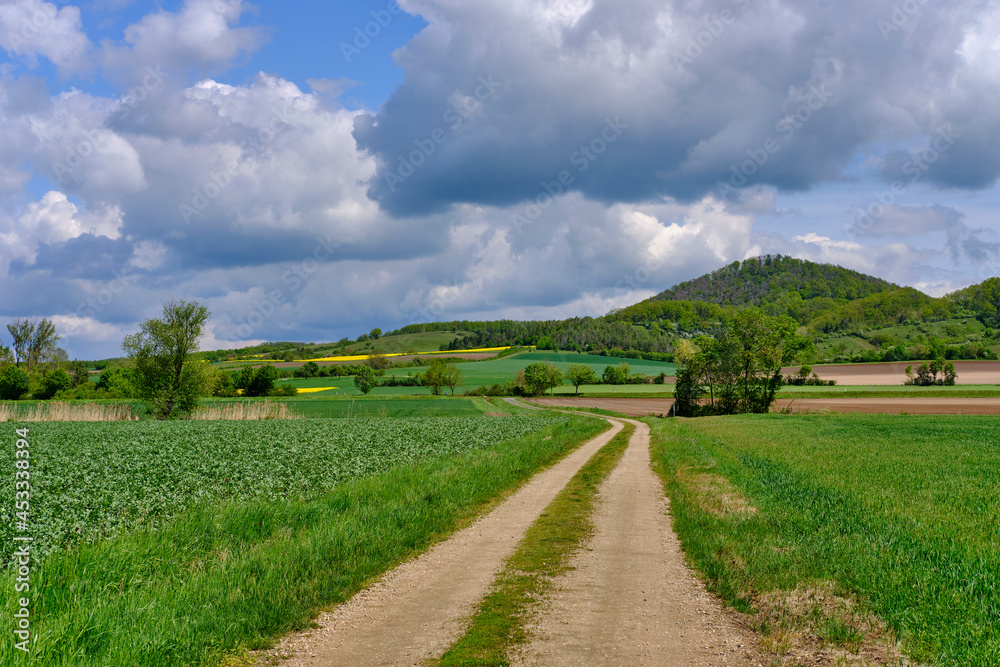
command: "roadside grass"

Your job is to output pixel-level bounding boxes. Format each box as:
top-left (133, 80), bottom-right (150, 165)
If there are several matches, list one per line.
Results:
top-left (649, 414), bottom-right (1000, 666)
top-left (437, 421), bottom-right (635, 666)
top-left (0, 416), bottom-right (609, 666)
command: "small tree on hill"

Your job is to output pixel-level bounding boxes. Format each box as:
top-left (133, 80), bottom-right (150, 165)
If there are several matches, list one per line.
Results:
top-left (354, 365), bottom-right (377, 395)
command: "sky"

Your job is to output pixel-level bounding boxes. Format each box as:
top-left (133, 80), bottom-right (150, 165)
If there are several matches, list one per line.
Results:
top-left (1, 0), bottom-right (999, 359)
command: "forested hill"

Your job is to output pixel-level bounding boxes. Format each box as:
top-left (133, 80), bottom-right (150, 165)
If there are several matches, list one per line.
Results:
top-left (650, 255), bottom-right (898, 310)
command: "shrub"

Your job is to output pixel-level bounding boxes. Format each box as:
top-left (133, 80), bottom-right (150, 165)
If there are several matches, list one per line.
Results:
top-left (0, 365), bottom-right (30, 400)
top-left (36, 369), bottom-right (73, 400)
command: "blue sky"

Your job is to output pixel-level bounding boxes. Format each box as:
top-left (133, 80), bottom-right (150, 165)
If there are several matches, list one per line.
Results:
top-left (1, 0), bottom-right (999, 359)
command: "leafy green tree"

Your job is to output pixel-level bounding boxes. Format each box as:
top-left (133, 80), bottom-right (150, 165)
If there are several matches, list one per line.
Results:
top-left (442, 363), bottom-right (462, 395)
top-left (302, 361), bottom-right (320, 377)
top-left (673, 309), bottom-right (808, 416)
top-left (366, 351), bottom-right (390, 370)
top-left (0, 365), bottom-right (30, 400)
top-left (245, 365), bottom-right (279, 397)
top-left (36, 369), bottom-right (73, 400)
top-left (96, 367), bottom-right (138, 398)
top-left (354, 365), bottom-right (377, 395)
top-left (602, 363), bottom-right (630, 385)
top-left (421, 359), bottom-right (448, 395)
top-left (523, 362), bottom-right (563, 396)
top-left (68, 360), bottom-right (91, 387)
top-left (369, 328), bottom-right (382, 339)
top-left (567, 364), bottom-right (597, 395)
top-left (6, 319), bottom-right (33, 367)
top-left (122, 300), bottom-right (211, 419)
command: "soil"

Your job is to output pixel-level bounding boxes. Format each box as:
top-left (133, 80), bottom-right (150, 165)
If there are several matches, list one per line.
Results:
top-left (783, 359), bottom-right (1000, 385)
top-left (511, 417), bottom-right (764, 666)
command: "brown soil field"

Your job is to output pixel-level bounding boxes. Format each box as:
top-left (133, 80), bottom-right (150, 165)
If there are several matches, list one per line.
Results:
top-left (528, 396), bottom-right (1000, 416)
top-left (784, 359), bottom-right (1000, 385)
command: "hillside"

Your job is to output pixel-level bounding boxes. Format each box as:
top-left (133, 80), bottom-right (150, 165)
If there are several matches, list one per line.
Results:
top-left (644, 255), bottom-right (899, 324)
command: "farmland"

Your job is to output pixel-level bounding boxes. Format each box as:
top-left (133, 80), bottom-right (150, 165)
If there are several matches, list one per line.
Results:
top-left (0, 412), bottom-right (608, 665)
top-left (649, 414), bottom-right (1000, 665)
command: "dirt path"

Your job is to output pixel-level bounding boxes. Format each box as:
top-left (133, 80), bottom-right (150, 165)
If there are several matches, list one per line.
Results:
top-left (262, 419), bottom-right (624, 667)
top-left (512, 416), bottom-right (762, 667)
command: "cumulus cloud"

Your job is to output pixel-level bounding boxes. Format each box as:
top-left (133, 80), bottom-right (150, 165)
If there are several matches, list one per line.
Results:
top-left (0, 0), bottom-right (91, 74)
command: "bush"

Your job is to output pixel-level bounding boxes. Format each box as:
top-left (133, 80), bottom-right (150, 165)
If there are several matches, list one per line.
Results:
top-left (0, 366), bottom-right (30, 400)
top-left (269, 385), bottom-right (299, 396)
top-left (36, 369), bottom-right (73, 400)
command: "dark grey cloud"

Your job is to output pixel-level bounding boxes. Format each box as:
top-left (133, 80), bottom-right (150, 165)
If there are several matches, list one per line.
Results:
top-left (356, 0), bottom-right (997, 215)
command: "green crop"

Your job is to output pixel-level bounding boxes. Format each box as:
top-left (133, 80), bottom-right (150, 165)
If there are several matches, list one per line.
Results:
top-left (0, 416), bottom-right (557, 567)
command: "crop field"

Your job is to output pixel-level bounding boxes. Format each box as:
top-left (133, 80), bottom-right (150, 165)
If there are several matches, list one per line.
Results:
top-left (650, 414), bottom-right (1000, 665)
top-left (0, 415), bottom-right (555, 566)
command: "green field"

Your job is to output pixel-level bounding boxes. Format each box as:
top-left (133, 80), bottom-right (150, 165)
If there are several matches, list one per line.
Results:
top-left (0, 413), bottom-right (608, 665)
top-left (650, 414), bottom-right (1000, 665)
top-left (270, 350), bottom-right (676, 397)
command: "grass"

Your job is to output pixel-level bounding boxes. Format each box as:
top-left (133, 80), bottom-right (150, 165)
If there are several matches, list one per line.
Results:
top-left (438, 421), bottom-right (634, 666)
top-left (0, 402), bottom-right (139, 421)
top-left (648, 413), bottom-right (1000, 666)
top-left (0, 415), bottom-right (609, 666)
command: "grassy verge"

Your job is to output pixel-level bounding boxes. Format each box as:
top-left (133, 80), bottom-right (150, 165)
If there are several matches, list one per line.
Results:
top-left (648, 414), bottom-right (1000, 666)
top-left (0, 417), bottom-right (609, 666)
top-left (437, 421), bottom-right (635, 666)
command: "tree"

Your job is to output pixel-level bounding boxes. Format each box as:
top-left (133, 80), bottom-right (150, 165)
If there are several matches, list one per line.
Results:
top-left (602, 363), bottom-right (630, 385)
top-left (96, 367), bottom-right (138, 398)
top-left (523, 362), bottom-right (563, 396)
top-left (122, 300), bottom-right (211, 419)
top-left (6, 319), bottom-right (33, 367)
top-left (421, 359), bottom-right (448, 395)
top-left (354, 365), bottom-right (377, 395)
top-left (302, 361), bottom-right (320, 377)
top-left (242, 365), bottom-right (279, 397)
top-left (0, 366), bottom-right (30, 400)
top-left (442, 363), bottom-right (462, 395)
top-left (673, 309), bottom-right (808, 416)
top-left (5, 318), bottom-right (60, 370)
top-left (36, 369), bottom-right (72, 400)
top-left (567, 364), bottom-right (598, 395)
top-left (366, 351), bottom-right (389, 370)
top-left (369, 328), bottom-right (382, 339)
top-left (68, 360), bottom-right (91, 387)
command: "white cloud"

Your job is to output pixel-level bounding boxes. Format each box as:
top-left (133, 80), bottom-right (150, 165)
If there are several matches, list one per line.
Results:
top-left (0, 0), bottom-right (91, 74)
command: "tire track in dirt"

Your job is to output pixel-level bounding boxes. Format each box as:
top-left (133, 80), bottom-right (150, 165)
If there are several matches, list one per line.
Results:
top-left (262, 418), bottom-right (623, 667)
top-left (511, 416), bottom-right (764, 666)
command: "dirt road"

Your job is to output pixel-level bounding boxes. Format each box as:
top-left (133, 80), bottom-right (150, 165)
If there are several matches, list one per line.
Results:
top-left (263, 420), bottom-right (623, 667)
top-left (512, 416), bottom-right (760, 666)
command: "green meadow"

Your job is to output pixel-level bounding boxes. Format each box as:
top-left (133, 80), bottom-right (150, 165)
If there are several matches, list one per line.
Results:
top-left (650, 414), bottom-right (1000, 666)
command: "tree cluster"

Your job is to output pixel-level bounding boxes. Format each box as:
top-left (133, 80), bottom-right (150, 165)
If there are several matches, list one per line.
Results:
top-left (673, 310), bottom-right (812, 417)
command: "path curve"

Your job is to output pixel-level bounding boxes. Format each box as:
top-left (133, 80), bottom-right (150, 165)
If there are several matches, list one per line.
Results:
top-left (263, 416), bottom-right (622, 667)
top-left (511, 414), bottom-right (764, 666)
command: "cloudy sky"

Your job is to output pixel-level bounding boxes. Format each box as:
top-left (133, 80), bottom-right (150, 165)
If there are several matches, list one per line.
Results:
top-left (2, 0), bottom-right (1000, 359)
